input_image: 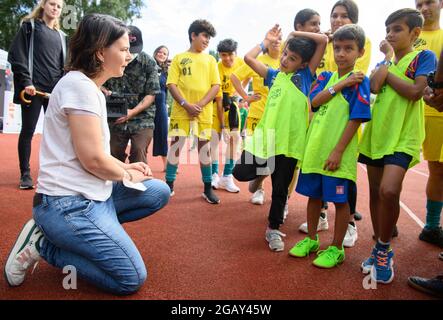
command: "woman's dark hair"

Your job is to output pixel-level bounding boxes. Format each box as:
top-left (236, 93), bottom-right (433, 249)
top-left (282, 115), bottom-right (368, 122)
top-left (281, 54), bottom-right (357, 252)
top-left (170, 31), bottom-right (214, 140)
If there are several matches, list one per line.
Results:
top-left (188, 19), bottom-right (216, 43)
top-left (66, 14), bottom-right (129, 79)
top-left (331, 0), bottom-right (359, 24)
top-left (286, 37), bottom-right (317, 63)
top-left (153, 45), bottom-right (170, 73)
top-left (294, 8), bottom-right (320, 30)
top-left (385, 8), bottom-right (424, 31)
top-left (217, 39), bottom-right (238, 53)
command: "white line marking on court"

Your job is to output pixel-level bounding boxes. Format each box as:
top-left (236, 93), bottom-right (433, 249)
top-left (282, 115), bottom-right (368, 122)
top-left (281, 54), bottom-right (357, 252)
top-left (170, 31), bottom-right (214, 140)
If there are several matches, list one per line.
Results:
top-left (358, 164), bottom-right (425, 228)
top-left (410, 169), bottom-right (429, 178)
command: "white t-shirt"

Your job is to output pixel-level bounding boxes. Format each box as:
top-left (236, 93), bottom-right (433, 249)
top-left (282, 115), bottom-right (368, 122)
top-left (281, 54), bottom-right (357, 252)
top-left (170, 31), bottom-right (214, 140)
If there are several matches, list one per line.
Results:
top-left (37, 71), bottom-right (113, 201)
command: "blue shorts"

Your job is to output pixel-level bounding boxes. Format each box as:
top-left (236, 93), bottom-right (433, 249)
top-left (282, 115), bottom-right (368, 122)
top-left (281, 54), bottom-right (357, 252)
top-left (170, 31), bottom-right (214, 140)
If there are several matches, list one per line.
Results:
top-left (358, 152), bottom-right (412, 170)
top-left (296, 172), bottom-right (350, 203)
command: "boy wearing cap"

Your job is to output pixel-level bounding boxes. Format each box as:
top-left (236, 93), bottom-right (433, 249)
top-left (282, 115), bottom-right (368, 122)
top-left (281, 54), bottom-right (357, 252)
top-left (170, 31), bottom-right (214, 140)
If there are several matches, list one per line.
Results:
top-left (104, 26), bottom-right (160, 164)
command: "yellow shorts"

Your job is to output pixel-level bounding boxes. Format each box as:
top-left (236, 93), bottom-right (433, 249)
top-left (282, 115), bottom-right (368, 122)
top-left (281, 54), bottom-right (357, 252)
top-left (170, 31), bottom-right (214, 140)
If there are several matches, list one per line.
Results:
top-left (169, 119), bottom-right (212, 141)
top-left (246, 116), bottom-right (261, 136)
top-left (423, 116), bottom-right (443, 162)
top-left (212, 107), bottom-right (241, 134)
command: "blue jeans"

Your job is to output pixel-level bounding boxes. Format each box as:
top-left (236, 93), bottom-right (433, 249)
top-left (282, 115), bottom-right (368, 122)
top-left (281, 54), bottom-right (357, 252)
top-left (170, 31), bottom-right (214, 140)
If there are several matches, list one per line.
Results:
top-left (33, 179), bottom-right (170, 295)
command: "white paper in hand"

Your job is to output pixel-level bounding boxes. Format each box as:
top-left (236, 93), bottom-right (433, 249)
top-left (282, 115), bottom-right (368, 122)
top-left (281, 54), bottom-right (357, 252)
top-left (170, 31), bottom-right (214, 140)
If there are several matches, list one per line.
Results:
top-left (123, 179), bottom-right (147, 191)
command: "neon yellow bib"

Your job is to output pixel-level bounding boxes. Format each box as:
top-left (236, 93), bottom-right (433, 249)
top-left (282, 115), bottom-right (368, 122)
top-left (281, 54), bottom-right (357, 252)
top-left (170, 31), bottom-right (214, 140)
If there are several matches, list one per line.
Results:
top-left (245, 71), bottom-right (309, 160)
top-left (301, 71), bottom-right (359, 182)
top-left (359, 51), bottom-right (424, 168)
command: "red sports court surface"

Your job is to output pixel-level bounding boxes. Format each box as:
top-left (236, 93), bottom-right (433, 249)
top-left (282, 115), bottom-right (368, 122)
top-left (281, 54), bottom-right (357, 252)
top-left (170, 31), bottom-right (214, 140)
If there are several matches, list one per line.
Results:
top-left (0, 133), bottom-right (441, 300)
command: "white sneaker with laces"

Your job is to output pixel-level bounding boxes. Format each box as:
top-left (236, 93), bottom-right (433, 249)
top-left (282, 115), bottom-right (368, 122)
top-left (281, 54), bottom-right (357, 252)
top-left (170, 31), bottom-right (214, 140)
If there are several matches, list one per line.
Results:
top-left (298, 213), bottom-right (329, 234)
top-left (211, 173), bottom-right (220, 189)
top-left (217, 175), bottom-right (240, 193)
top-left (265, 229), bottom-right (286, 252)
top-left (343, 223), bottom-right (358, 248)
top-left (251, 189), bottom-right (265, 205)
top-left (5, 219), bottom-right (43, 287)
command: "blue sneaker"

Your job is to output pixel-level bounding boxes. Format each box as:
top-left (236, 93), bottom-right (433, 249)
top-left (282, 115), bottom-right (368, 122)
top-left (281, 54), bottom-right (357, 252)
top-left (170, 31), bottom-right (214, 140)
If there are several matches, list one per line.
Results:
top-left (361, 247), bottom-right (377, 275)
top-left (370, 248), bottom-right (394, 284)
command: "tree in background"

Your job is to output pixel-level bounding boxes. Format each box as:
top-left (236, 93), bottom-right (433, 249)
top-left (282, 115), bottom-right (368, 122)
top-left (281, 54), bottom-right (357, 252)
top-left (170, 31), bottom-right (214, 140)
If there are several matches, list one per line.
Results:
top-left (0, 0), bottom-right (145, 50)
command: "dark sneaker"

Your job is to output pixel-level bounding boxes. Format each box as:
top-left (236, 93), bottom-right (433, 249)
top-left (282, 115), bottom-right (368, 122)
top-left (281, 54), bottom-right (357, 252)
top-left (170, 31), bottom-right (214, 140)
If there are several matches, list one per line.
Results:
top-left (354, 211), bottom-right (362, 221)
top-left (166, 180), bottom-right (175, 197)
top-left (419, 227), bottom-right (443, 248)
top-left (202, 183), bottom-right (220, 204)
top-left (19, 173), bottom-right (34, 190)
top-left (408, 275), bottom-right (443, 299)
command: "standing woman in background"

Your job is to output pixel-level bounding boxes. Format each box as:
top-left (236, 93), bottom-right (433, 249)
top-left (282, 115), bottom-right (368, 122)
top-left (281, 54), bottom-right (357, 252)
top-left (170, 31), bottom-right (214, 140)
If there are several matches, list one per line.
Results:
top-left (8, 0), bottom-right (67, 190)
top-left (153, 45), bottom-right (170, 171)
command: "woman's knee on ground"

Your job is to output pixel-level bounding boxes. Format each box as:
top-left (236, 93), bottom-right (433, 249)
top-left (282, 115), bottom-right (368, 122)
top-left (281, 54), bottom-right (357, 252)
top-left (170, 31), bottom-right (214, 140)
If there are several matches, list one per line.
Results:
top-left (112, 264), bottom-right (148, 296)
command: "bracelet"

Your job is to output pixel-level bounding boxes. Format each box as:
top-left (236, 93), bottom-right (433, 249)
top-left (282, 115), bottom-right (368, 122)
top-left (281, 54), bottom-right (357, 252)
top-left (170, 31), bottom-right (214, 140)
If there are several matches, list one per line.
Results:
top-left (379, 59), bottom-right (392, 67)
top-left (328, 86), bottom-right (336, 96)
top-left (259, 42), bottom-right (266, 52)
top-left (179, 99), bottom-right (186, 106)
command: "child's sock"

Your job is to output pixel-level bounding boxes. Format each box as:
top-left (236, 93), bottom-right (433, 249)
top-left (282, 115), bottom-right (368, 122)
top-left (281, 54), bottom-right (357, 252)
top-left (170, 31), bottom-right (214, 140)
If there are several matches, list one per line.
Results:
top-left (425, 200), bottom-right (443, 230)
top-left (211, 161), bottom-right (219, 175)
top-left (165, 163), bottom-right (178, 183)
top-left (376, 239), bottom-right (390, 251)
top-left (201, 165), bottom-right (212, 184)
top-left (223, 159), bottom-right (235, 176)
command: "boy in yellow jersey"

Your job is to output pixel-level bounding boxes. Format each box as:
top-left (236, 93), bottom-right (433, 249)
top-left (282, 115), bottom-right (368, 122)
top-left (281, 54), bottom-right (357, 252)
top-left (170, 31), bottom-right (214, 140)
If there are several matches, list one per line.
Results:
top-left (233, 25), bottom-right (328, 252)
top-left (291, 25), bottom-right (371, 268)
top-left (165, 20), bottom-right (221, 204)
top-left (230, 32), bottom-right (280, 206)
top-left (414, 0), bottom-right (443, 248)
top-left (359, 9), bottom-right (437, 284)
top-left (210, 39), bottom-right (244, 193)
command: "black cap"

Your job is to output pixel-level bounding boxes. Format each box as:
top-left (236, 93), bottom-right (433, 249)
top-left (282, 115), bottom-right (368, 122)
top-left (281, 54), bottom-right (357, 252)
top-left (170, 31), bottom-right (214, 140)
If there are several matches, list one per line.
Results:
top-left (128, 26), bottom-right (143, 54)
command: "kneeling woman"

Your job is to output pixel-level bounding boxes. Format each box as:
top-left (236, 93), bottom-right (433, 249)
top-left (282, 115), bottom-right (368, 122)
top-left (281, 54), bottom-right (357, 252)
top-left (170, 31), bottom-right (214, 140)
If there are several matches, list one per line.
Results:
top-left (5, 14), bottom-right (170, 295)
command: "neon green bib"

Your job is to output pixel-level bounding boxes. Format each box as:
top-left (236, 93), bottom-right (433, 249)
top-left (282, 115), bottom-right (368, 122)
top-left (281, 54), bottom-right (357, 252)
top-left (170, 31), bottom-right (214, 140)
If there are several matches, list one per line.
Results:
top-left (301, 71), bottom-right (359, 182)
top-left (359, 51), bottom-right (424, 168)
top-left (245, 71), bottom-right (309, 160)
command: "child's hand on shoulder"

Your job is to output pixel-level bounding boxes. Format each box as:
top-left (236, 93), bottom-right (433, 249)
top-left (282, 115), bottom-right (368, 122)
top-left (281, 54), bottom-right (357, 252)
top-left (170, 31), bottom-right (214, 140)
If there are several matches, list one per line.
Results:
top-left (344, 71), bottom-right (365, 87)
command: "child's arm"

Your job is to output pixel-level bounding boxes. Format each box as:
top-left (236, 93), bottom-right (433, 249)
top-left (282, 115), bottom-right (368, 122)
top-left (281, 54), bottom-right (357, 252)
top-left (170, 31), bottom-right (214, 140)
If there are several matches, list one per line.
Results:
top-left (386, 74), bottom-right (428, 102)
top-left (244, 24), bottom-right (282, 79)
top-left (230, 73), bottom-right (262, 103)
top-left (370, 40), bottom-right (394, 94)
top-left (168, 83), bottom-right (202, 117)
top-left (287, 30), bottom-right (328, 75)
top-left (197, 84), bottom-right (221, 108)
top-left (311, 72), bottom-right (365, 108)
top-left (324, 120), bottom-right (361, 171)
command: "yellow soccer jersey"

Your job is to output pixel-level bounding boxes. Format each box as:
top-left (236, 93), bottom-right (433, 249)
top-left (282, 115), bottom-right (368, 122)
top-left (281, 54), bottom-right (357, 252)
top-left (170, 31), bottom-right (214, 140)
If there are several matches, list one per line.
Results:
top-left (233, 54), bottom-right (280, 120)
top-left (414, 29), bottom-right (443, 117)
top-left (317, 37), bottom-right (372, 75)
top-left (167, 51), bottom-right (220, 123)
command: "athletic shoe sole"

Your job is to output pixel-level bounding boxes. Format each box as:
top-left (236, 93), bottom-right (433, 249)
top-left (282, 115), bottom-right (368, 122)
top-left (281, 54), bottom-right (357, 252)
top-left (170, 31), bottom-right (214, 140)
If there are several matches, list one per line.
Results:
top-left (19, 185), bottom-right (34, 190)
top-left (4, 220), bottom-right (37, 287)
top-left (201, 193), bottom-right (220, 204)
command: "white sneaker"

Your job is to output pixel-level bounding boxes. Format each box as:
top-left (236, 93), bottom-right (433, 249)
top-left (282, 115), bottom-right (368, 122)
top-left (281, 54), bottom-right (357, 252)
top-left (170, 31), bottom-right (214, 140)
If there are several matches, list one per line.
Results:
top-left (343, 223), bottom-right (358, 248)
top-left (211, 173), bottom-right (220, 189)
top-left (265, 228), bottom-right (286, 252)
top-left (298, 214), bottom-right (329, 234)
top-left (5, 219), bottom-right (43, 286)
top-left (251, 189), bottom-right (265, 205)
top-left (217, 175), bottom-right (240, 193)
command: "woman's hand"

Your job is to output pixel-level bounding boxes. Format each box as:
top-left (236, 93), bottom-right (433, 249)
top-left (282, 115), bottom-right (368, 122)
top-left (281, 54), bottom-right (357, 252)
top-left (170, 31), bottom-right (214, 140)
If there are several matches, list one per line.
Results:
top-left (25, 85), bottom-right (36, 96)
top-left (125, 162), bottom-right (152, 177)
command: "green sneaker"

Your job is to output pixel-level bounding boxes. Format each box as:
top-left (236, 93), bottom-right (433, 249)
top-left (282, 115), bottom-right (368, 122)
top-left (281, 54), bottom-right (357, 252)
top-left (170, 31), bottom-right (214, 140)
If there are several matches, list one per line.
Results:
top-left (313, 246), bottom-right (345, 268)
top-left (289, 236), bottom-right (320, 258)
